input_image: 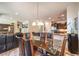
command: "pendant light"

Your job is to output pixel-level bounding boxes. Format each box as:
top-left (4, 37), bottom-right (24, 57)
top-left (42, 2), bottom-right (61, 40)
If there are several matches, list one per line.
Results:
top-left (32, 3), bottom-right (39, 26)
top-left (32, 3), bottom-right (43, 26)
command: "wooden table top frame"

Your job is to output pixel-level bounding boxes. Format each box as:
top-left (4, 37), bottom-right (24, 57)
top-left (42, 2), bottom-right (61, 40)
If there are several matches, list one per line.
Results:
top-left (32, 32), bottom-right (67, 56)
top-left (19, 32), bottom-right (67, 56)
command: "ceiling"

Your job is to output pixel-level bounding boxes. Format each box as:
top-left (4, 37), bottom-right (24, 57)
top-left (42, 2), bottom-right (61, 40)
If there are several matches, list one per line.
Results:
top-left (0, 2), bottom-right (78, 22)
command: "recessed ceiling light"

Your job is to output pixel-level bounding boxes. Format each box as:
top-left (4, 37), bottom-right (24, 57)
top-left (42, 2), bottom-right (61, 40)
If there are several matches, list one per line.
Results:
top-left (15, 12), bottom-right (19, 15)
top-left (48, 17), bottom-right (51, 20)
top-left (61, 14), bottom-right (64, 17)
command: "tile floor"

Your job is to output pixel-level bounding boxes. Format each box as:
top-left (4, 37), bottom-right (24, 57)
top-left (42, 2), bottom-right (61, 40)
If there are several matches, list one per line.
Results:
top-left (0, 48), bottom-right (19, 56)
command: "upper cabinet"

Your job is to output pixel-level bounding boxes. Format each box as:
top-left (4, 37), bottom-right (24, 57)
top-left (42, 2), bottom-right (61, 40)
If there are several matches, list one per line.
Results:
top-left (51, 10), bottom-right (67, 34)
